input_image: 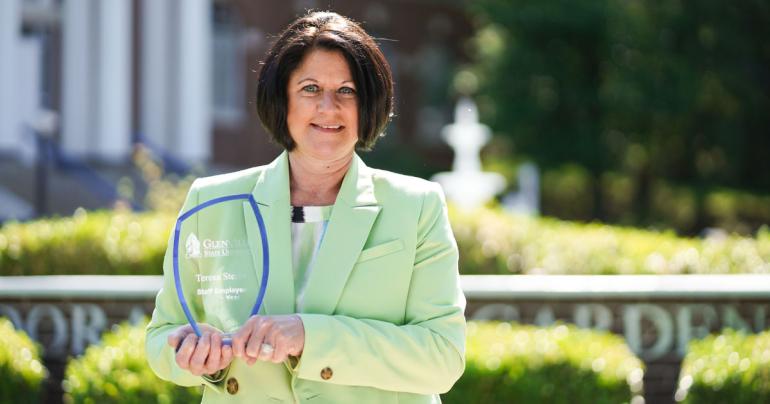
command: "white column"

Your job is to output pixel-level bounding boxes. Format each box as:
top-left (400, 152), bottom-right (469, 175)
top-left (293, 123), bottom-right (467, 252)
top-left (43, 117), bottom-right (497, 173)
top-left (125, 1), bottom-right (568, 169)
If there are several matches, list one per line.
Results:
top-left (95, 0), bottom-right (132, 161)
top-left (0, 0), bottom-right (20, 151)
top-left (140, 0), bottom-right (171, 150)
top-left (61, 0), bottom-right (93, 157)
top-left (18, 36), bottom-right (43, 162)
top-left (176, 0), bottom-right (211, 162)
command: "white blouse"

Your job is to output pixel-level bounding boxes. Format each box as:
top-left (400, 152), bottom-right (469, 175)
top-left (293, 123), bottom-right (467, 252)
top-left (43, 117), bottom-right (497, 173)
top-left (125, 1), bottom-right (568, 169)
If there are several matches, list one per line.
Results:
top-left (290, 205), bottom-right (332, 311)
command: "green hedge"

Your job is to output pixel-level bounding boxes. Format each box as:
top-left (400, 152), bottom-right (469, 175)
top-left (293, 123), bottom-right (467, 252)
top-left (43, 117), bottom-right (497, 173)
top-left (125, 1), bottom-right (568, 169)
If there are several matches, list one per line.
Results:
top-left (60, 319), bottom-right (641, 403)
top-left (2, 206), bottom-right (769, 276)
top-left (0, 318), bottom-right (47, 404)
top-left (675, 329), bottom-right (770, 403)
top-left (451, 206), bottom-right (770, 275)
top-left (0, 209), bottom-right (172, 276)
top-left (486, 155), bottom-right (770, 235)
top-left (62, 321), bottom-right (202, 404)
top-left (443, 322), bottom-right (644, 404)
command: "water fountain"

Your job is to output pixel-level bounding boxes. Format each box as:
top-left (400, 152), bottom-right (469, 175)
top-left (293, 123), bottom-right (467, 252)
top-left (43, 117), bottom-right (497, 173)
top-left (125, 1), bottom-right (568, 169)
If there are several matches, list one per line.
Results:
top-left (431, 97), bottom-right (506, 210)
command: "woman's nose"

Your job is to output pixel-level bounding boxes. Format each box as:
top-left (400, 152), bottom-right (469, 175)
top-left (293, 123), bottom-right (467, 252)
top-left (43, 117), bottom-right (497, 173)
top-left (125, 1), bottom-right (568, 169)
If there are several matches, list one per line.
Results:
top-left (317, 91), bottom-right (338, 111)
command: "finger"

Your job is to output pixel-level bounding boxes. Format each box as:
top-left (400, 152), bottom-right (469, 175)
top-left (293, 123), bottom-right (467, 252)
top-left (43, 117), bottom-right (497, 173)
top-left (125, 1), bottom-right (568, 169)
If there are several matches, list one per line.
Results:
top-left (259, 327), bottom-right (277, 362)
top-left (230, 328), bottom-right (247, 359)
top-left (265, 328), bottom-right (283, 363)
top-left (175, 333), bottom-right (198, 370)
top-left (245, 339), bottom-right (259, 365)
top-left (221, 343), bottom-right (233, 368)
top-left (205, 333), bottom-right (222, 374)
top-left (190, 333), bottom-right (211, 376)
top-left (276, 331), bottom-right (296, 363)
top-left (245, 331), bottom-right (264, 360)
top-left (246, 318), bottom-right (268, 359)
top-left (270, 342), bottom-right (287, 364)
top-left (168, 324), bottom-right (193, 350)
top-left (168, 330), bottom-right (180, 349)
top-left (231, 318), bottom-right (257, 359)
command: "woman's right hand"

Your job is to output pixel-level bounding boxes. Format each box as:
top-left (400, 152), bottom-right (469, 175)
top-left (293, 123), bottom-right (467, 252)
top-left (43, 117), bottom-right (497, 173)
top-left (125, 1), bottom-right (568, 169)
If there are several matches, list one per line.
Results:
top-left (167, 324), bottom-right (234, 376)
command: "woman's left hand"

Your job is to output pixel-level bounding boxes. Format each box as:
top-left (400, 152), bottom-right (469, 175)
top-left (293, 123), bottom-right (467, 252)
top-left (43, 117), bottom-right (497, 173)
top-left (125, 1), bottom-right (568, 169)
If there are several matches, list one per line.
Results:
top-left (230, 314), bottom-right (305, 364)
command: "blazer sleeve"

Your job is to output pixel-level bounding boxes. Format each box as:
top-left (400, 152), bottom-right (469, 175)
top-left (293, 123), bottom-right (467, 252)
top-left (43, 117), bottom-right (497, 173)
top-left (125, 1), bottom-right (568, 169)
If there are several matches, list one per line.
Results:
top-left (144, 180), bottom-right (229, 393)
top-left (295, 182), bottom-right (467, 394)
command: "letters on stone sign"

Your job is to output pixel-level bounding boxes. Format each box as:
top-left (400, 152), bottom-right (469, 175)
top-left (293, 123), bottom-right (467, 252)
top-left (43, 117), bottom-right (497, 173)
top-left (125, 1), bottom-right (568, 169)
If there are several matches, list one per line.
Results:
top-left (0, 303), bottom-right (147, 355)
top-left (469, 302), bottom-right (767, 360)
top-left (0, 301), bottom-right (766, 359)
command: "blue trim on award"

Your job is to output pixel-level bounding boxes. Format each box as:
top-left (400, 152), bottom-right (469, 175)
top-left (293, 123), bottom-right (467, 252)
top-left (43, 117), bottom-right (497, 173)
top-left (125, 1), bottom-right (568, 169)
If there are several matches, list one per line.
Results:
top-left (172, 194), bottom-right (269, 346)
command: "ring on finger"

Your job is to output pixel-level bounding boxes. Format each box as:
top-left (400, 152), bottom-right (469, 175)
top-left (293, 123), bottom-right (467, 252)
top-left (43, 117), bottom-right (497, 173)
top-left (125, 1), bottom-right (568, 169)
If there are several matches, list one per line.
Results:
top-left (259, 343), bottom-right (274, 356)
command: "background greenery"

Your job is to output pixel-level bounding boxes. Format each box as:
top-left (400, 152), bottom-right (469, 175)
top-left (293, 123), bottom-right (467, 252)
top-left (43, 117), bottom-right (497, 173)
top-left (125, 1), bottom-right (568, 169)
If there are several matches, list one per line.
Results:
top-left (443, 322), bottom-right (645, 404)
top-left (449, 0), bottom-right (770, 235)
top-left (0, 209), bottom-right (171, 276)
top-left (451, 205), bottom-right (770, 275)
top-left (486, 156), bottom-right (770, 236)
top-left (7, 315), bottom-right (770, 402)
top-left (0, 318), bottom-right (47, 404)
top-left (62, 321), bottom-right (202, 404)
top-left (2, 206), bottom-right (768, 276)
top-left (61, 320), bottom-right (644, 404)
top-left (676, 329), bottom-right (770, 403)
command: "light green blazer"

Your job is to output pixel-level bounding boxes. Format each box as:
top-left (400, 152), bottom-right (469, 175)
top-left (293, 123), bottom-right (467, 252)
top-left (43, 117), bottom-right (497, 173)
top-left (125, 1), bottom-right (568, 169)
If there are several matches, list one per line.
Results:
top-left (146, 151), bottom-right (466, 403)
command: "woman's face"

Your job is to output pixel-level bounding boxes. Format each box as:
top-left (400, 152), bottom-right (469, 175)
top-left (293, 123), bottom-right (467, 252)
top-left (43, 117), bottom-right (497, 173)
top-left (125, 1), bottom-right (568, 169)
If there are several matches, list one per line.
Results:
top-left (286, 48), bottom-right (359, 162)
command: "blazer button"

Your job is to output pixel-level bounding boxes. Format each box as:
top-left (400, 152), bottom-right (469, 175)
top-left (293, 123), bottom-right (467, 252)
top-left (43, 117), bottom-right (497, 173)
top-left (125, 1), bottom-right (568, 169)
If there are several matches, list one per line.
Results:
top-left (320, 367), bottom-right (333, 380)
top-left (226, 377), bottom-right (239, 395)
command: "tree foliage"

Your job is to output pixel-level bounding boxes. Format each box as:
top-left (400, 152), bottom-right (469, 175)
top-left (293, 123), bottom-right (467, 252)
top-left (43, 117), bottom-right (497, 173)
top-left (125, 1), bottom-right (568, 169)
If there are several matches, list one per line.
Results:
top-left (465, 0), bottom-right (770, 209)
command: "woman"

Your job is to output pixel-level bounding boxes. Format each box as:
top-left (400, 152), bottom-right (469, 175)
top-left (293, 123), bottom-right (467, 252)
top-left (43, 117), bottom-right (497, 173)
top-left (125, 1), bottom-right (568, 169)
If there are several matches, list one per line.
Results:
top-left (146, 11), bottom-right (466, 403)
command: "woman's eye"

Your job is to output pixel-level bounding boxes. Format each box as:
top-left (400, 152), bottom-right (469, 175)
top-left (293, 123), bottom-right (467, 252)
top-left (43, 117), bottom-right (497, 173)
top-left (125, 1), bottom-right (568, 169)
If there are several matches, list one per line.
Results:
top-left (302, 84), bottom-right (320, 93)
top-left (338, 86), bottom-right (356, 96)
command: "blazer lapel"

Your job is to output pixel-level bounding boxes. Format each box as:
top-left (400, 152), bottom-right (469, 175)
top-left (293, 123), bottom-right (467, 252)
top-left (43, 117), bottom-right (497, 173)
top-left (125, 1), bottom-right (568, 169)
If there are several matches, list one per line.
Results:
top-left (244, 151), bottom-right (295, 315)
top-left (300, 154), bottom-right (381, 314)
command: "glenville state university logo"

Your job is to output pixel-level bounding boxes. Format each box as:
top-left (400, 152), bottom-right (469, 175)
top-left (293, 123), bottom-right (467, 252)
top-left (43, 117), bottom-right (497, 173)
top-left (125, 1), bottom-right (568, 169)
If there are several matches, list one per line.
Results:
top-left (186, 233), bottom-right (248, 258)
top-left (186, 233), bottom-right (202, 259)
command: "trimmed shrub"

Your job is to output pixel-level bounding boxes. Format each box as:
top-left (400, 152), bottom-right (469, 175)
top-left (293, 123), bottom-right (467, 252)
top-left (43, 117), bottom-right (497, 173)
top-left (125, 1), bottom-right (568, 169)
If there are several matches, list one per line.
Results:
top-left (451, 205), bottom-right (770, 275)
top-left (0, 318), bottom-right (47, 404)
top-left (486, 155), bottom-right (770, 236)
top-left (704, 190), bottom-right (770, 236)
top-left (2, 206), bottom-right (769, 276)
top-left (443, 322), bottom-right (644, 404)
top-left (0, 209), bottom-right (172, 276)
top-left (675, 329), bottom-right (770, 403)
top-left (62, 321), bottom-right (202, 404)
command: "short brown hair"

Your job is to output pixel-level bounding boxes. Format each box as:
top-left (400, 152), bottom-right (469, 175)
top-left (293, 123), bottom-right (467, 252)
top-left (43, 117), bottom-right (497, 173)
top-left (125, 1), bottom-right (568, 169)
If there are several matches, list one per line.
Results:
top-left (255, 11), bottom-right (395, 151)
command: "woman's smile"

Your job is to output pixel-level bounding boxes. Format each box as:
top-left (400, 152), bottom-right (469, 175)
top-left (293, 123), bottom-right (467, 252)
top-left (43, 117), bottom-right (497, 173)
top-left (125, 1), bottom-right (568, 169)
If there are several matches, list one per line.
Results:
top-left (310, 123), bottom-right (345, 133)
